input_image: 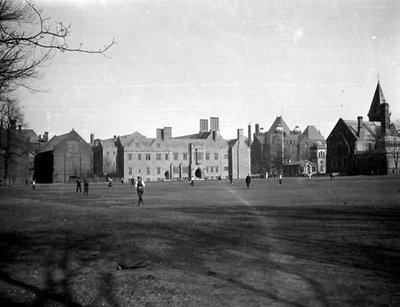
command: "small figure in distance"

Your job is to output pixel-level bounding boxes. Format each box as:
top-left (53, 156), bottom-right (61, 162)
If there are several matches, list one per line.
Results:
top-left (245, 173), bottom-right (251, 189)
top-left (229, 174), bottom-right (233, 184)
top-left (279, 173), bottom-right (283, 184)
top-left (120, 177), bottom-right (124, 184)
top-left (190, 176), bottom-right (194, 186)
top-left (83, 178), bottom-right (89, 195)
top-left (31, 178), bottom-right (36, 190)
top-left (76, 177), bottom-right (82, 193)
top-left (135, 176), bottom-right (145, 206)
top-left (108, 177), bottom-right (113, 188)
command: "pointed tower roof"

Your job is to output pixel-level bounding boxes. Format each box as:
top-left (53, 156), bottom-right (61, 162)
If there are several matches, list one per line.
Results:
top-left (368, 82), bottom-right (386, 121)
top-left (268, 116), bottom-right (291, 135)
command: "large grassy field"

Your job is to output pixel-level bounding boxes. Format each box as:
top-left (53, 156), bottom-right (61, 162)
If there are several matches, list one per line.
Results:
top-left (0, 176), bottom-right (399, 306)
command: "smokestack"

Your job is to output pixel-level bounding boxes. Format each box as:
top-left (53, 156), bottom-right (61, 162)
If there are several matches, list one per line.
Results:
top-left (237, 129), bottom-right (243, 140)
top-left (200, 119), bottom-right (208, 132)
top-left (380, 103), bottom-right (390, 136)
top-left (156, 128), bottom-right (163, 139)
top-left (90, 133), bottom-right (95, 143)
top-left (44, 132), bottom-right (49, 141)
top-left (210, 117), bottom-right (219, 131)
top-left (163, 127), bottom-right (172, 139)
top-left (357, 116), bottom-right (363, 137)
top-left (255, 123), bottom-right (260, 135)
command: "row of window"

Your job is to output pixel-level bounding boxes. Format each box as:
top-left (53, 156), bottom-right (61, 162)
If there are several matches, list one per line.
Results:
top-left (127, 152), bottom-right (228, 161)
top-left (127, 165), bottom-right (228, 176)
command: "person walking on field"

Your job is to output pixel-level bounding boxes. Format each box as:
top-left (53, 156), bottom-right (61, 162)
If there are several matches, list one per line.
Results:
top-left (190, 176), bottom-right (194, 186)
top-left (135, 176), bottom-right (145, 206)
top-left (83, 179), bottom-right (89, 195)
top-left (76, 177), bottom-right (82, 193)
top-left (245, 174), bottom-right (251, 189)
top-left (279, 173), bottom-right (283, 184)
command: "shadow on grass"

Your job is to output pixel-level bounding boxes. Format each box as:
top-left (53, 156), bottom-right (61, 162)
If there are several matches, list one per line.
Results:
top-left (0, 203), bottom-right (399, 305)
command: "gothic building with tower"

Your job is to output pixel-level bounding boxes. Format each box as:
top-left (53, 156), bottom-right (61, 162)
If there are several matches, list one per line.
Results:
top-left (250, 117), bottom-right (326, 176)
top-left (326, 82), bottom-right (399, 175)
top-left (93, 117), bottom-right (251, 181)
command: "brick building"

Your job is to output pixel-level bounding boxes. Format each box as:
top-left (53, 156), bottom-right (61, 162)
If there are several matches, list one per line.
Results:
top-left (34, 129), bottom-right (92, 183)
top-left (0, 121), bottom-right (41, 185)
top-left (250, 117), bottom-right (326, 176)
top-left (326, 81), bottom-right (399, 175)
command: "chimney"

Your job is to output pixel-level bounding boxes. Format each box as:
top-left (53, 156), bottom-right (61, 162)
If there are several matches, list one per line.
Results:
top-left (163, 127), bottom-right (172, 140)
top-left (237, 129), bottom-right (243, 140)
top-left (357, 116), bottom-right (363, 137)
top-left (44, 132), bottom-right (49, 141)
top-left (380, 102), bottom-right (390, 136)
top-left (210, 117), bottom-right (219, 131)
top-left (90, 133), bottom-right (95, 143)
top-left (248, 124), bottom-right (252, 143)
top-left (200, 119), bottom-right (208, 133)
top-left (255, 123), bottom-right (260, 135)
top-left (156, 128), bottom-right (163, 139)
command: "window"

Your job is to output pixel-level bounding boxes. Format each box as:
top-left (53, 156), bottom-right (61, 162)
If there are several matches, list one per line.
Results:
top-left (128, 154), bottom-right (132, 160)
top-left (156, 143), bottom-right (161, 148)
top-left (206, 153), bottom-right (210, 160)
top-left (210, 166), bottom-right (214, 172)
top-left (147, 167), bottom-right (150, 175)
top-left (174, 153), bottom-right (179, 160)
top-left (128, 168), bottom-right (132, 175)
top-left (224, 166), bottom-right (229, 171)
top-left (165, 153), bottom-right (169, 160)
top-left (113, 152), bottom-right (116, 155)
top-left (135, 143), bottom-right (140, 148)
top-left (215, 166), bottom-right (219, 173)
top-left (146, 154), bottom-right (151, 160)
top-left (157, 167), bottom-right (161, 175)
top-left (106, 151), bottom-right (109, 156)
top-left (214, 153), bottom-right (219, 160)
top-left (197, 151), bottom-right (204, 160)
top-left (138, 169), bottom-right (142, 173)
top-left (156, 154), bottom-right (161, 160)
top-left (138, 153), bottom-right (142, 160)
top-left (183, 153), bottom-right (188, 160)
top-left (106, 162), bottom-right (110, 167)
top-left (173, 166), bottom-right (179, 173)
top-left (182, 166), bottom-right (188, 173)
top-left (224, 154), bottom-right (228, 159)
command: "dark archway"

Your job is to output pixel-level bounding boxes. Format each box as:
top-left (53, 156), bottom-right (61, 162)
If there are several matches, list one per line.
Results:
top-left (164, 171), bottom-right (170, 180)
top-left (195, 168), bottom-right (202, 179)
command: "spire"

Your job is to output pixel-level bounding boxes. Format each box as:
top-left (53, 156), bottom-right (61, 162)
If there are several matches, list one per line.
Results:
top-left (367, 81), bottom-right (386, 122)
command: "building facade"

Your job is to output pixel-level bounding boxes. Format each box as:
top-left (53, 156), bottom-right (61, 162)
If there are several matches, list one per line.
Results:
top-left (93, 117), bottom-right (251, 181)
top-left (34, 129), bottom-right (93, 183)
top-left (326, 82), bottom-right (399, 175)
top-left (250, 117), bottom-right (326, 176)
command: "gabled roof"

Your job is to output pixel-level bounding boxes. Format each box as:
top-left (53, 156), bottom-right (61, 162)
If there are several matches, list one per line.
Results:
top-left (342, 119), bottom-right (380, 141)
top-left (119, 132), bottom-right (146, 147)
top-left (39, 129), bottom-right (85, 152)
top-left (268, 116), bottom-right (291, 135)
top-left (368, 82), bottom-right (386, 121)
top-left (301, 125), bottom-right (325, 141)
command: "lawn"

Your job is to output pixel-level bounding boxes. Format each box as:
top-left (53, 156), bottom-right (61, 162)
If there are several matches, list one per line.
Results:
top-left (0, 176), bottom-right (399, 306)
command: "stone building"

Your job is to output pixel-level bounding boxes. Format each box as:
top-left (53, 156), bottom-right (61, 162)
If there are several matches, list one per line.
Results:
top-left (93, 117), bottom-right (251, 181)
top-left (34, 129), bottom-right (92, 183)
top-left (250, 117), bottom-right (326, 176)
top-left (326, 82), bottom-right (399, 175)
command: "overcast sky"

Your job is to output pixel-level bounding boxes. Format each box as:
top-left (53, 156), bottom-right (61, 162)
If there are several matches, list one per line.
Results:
top-left (17, 0), bottom-right (400, 141)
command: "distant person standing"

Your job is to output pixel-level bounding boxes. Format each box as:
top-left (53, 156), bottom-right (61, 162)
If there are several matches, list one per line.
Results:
top-left (83, 179), bottom-right (89, 195)
top-left (31, 179), bottom-right (36, 190)
top-left (108, 177), bottom-right (113, 188)
top-left (245, 174), bottom-right (251, 189)
top-left (135, 176), bottom-right (145, 206)
top-left (279, 174), bottom-right (283, 184)
top-left (76, 177), bottom-right (82, 193)
top-left (229, 174), bottom-right (233, 184)
top-left (190, 176), bottom-right (194, 186)
top-left (120, 177), bottom-right (124, 184)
